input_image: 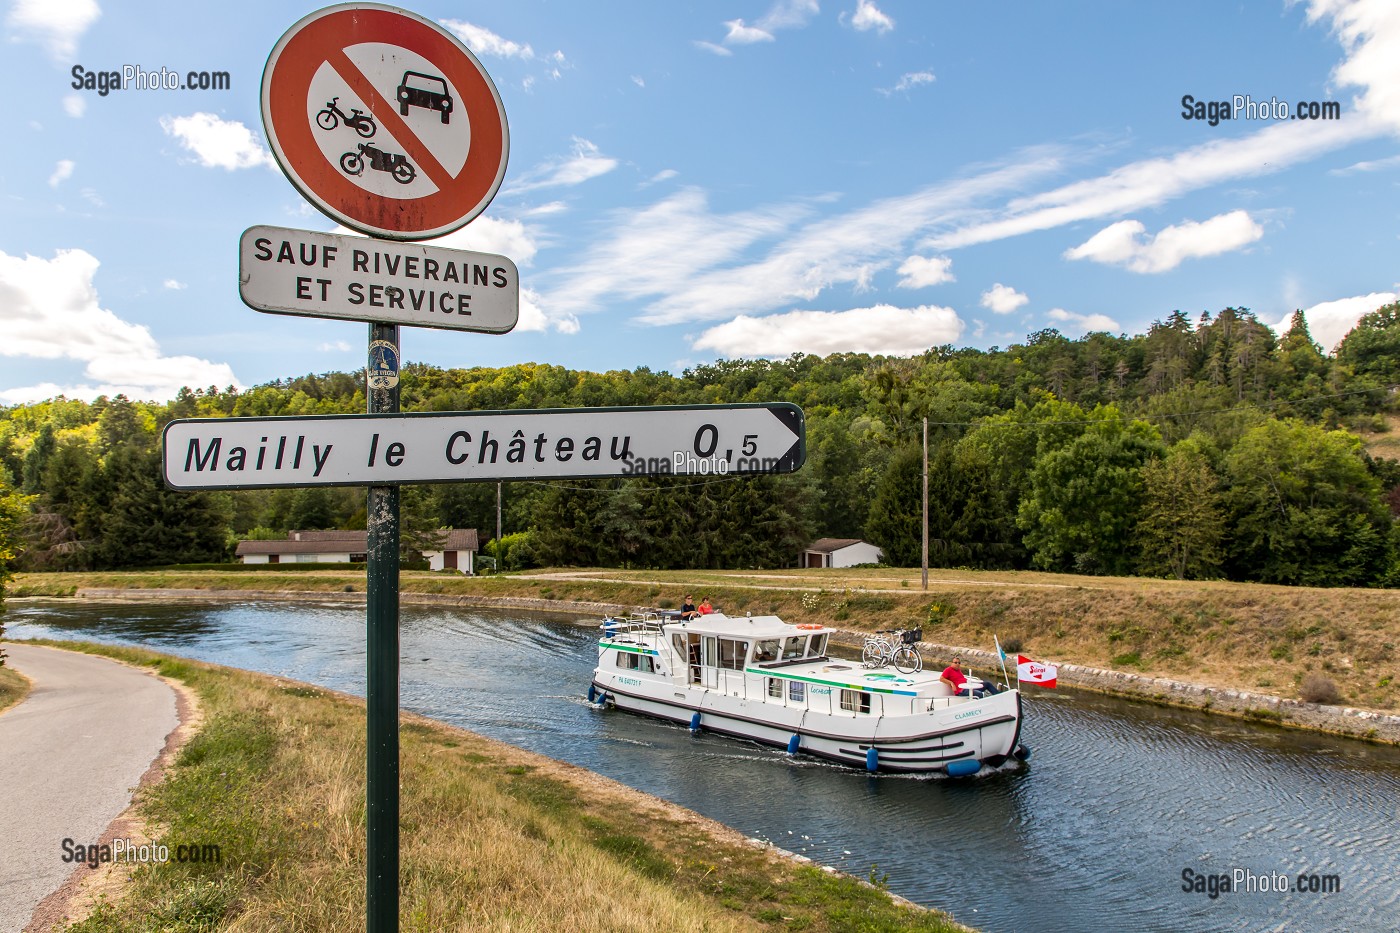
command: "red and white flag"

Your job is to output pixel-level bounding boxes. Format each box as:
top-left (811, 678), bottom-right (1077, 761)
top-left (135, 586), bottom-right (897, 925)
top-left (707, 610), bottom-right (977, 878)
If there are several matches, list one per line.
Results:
top-left (1017, 655), bottom-right (1058, 688)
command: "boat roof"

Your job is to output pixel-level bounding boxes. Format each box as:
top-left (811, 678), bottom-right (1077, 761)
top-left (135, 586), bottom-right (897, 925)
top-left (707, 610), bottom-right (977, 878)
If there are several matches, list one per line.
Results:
top-left (662, 612), bottom-right (820, 638)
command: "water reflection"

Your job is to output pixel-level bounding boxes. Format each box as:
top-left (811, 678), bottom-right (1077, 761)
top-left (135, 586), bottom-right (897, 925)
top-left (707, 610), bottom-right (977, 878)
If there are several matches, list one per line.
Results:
top-left (6, 600), bottom-right (1398, 933)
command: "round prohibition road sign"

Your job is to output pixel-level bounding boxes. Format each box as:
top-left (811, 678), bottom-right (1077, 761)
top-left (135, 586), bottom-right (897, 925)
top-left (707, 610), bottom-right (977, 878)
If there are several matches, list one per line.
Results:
top-left (261, 3), bottom-right (509, 240)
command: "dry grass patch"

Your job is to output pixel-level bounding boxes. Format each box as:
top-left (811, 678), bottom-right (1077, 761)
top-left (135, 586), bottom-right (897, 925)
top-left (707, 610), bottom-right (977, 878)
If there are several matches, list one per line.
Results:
top-left (0, 663), bottom-right (31, 713)
top-left (38, 641), bottom-right (966, 933)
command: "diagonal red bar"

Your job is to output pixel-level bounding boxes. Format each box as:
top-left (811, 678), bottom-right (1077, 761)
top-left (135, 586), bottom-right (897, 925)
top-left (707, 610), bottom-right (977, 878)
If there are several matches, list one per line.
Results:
top-left (328, 48), bottom-right (453, 191)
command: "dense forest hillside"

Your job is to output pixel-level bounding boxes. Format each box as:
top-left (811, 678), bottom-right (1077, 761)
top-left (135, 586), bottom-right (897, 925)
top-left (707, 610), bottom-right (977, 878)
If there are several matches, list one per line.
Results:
top-left (2, 303), bottom-right (1399, 587)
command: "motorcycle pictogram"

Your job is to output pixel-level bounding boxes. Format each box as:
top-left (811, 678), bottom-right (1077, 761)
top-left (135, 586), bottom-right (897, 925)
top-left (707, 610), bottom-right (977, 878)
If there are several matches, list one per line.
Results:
top-left (340, 143), bottom-right (417, 185)
top-left (316, 97), bottom-right (376, 138)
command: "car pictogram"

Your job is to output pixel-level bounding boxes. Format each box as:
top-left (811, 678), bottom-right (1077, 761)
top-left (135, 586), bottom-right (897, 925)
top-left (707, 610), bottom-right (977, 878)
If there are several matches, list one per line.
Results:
top-left (397, 71), bottom-right (452, 124)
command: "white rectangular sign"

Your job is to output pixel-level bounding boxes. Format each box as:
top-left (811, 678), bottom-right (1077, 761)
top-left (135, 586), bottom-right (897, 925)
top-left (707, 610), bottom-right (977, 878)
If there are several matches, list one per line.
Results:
top-left (238, 225), bottom-right (518, 333)
top-left (163, 404), bottom-right (805, 489)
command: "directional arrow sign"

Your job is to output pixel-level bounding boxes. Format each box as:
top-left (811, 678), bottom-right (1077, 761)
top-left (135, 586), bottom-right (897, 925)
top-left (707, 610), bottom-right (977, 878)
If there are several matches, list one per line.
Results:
top-left (239, 225), bottom-right (519, 333)
top-left (163, 404), bottom-right (805, 490)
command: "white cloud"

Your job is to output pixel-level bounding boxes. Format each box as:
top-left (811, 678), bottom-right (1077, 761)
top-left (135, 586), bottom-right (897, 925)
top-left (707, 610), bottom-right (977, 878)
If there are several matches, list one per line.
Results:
top-left (1330, 153), bottom-right (1400, 174)
top-left (694, 40), bottom-right (733, 57)
top-left (715, 0), bottom-right (819, 48)
top-left (524, 200), bottom-right (568, 216)
top-left (504, 137), bottom-right (617, 194)
top-left (631, 75), bottom-right (645, 88)
top-left (1272, 291), bottom-right (1398, 353)
top-left (1047, 307), bottom-right (1120, 334)
top-left (318, 340), bottom-right (352, 352)
top-left (694, 303), bottom-right (963, 358)
top-left (980, 283), bottom-right (1028, 314)
top-left (48, 159), bottom-right (74, 187)
top-left (850, 0), bottom-right (894, 33)
top-left (62, 93), bottom-right (85, 118)
top-left (723, 19), bottom-right (774, 44)
top-left (539, 187), bottom-right (813, 320)
top-left (928, 2), bottom-right (1398, 253)
top-left (879, 71), bottom-right (935, 96)
top-left (6, 0), bottom-right (99, 60)
top-left (80, 187), bottom-right (103, 207)
top-left (162, 278), bottom-right (186, 290)
top-left (427, 215), bottom-right (540, 267)
top-left (438, 19), bottom-right (536, 59)
top-left (629, 151), bottom-right (1064, 325)
top-left (1308, 0), bottom-right (1400, 131)
top-left (641, 169), bottom-right (679, 187)
top-left (0, 248), bottom-right (238, 403)
top-left (160, 113), bottom-right (275, 171)
top-left (1064, 210), bottom-right (1263, 274)
top-left (897, 255), bottom-right (954, 288)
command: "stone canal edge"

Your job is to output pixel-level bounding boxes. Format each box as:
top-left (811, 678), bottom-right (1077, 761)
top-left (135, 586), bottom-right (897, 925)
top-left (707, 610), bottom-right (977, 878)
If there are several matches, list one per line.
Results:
top-left (56, 587), bottom-right (1400, 745)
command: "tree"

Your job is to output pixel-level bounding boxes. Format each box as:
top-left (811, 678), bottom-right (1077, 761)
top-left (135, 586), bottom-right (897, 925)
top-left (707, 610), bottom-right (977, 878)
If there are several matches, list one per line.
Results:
top-left (1335, 301), bottom-right (1400, 385)
top-left (1135, 446), bottom-right (1225, 580)
top-left (865, 446), bottom-right (923, 566)
top-left (1223, 420), bottom-right (1391, 586)
top-left (0, 481), bottom-right (32, 664)
top-left (1017, 418), bottom-right (1164, 575)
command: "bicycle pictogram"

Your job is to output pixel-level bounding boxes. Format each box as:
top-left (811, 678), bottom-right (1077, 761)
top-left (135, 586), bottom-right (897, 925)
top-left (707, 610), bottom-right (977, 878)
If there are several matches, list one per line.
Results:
top-left (315, 97), bottom-right (376, 138)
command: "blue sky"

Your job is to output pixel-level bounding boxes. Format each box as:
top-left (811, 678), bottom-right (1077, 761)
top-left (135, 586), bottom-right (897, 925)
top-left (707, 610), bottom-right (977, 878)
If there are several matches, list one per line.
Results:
top-left (2, 0), bottom-right (1398, 403)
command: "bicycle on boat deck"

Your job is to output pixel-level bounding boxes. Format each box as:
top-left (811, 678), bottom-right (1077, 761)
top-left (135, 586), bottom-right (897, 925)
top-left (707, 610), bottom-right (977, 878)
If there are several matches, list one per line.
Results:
top-left (861, 627), bottom-right (923, 673)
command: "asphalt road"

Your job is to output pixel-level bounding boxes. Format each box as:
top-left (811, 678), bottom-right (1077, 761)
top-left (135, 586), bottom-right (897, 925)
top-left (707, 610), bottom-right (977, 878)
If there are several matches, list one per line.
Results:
top-left (0, 644), bottom-right (178, 933)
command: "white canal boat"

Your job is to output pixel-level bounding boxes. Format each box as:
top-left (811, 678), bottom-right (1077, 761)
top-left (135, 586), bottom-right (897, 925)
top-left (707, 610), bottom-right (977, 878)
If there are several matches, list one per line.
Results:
top-left (588, 612), bottom-right (1027, 776)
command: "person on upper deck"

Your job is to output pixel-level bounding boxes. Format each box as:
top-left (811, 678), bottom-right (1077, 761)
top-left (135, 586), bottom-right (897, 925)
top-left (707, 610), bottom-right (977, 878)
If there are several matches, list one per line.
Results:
top-left (697, 597), bottom-right (715, 615)
top-left (680, 595), bottom-right (698, 619)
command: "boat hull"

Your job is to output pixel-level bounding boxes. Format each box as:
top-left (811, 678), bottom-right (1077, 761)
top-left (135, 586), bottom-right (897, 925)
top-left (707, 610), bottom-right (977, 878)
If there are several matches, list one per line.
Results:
top-left (591, 673), bottom-right (1022, 775)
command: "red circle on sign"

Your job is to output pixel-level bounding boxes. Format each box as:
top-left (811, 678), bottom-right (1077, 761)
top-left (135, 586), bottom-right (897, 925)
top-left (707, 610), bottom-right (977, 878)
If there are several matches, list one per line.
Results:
top-left (261, 4), bottom-right (509, 240)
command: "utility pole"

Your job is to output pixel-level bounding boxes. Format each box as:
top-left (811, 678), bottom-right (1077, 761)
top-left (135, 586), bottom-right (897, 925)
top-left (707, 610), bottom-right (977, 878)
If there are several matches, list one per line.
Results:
top-left (922, 416), bottom-right (928, 591)
top-left (496, 480), bottom-right (503, 568)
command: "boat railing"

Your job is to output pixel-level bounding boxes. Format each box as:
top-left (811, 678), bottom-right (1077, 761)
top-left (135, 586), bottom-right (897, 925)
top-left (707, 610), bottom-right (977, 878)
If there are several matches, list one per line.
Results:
top-left (601, 611), bottom-right (667, 642)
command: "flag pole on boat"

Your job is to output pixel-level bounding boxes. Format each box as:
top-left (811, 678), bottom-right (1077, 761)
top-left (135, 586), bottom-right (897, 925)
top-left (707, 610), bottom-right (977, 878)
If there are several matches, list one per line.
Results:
top-left (995, 634), bottom-right (1013, 689)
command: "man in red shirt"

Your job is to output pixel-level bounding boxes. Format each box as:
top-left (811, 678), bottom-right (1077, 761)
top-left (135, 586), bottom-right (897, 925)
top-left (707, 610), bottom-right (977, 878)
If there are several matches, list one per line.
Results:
top-left (940, 656), bottom-right (974, 696)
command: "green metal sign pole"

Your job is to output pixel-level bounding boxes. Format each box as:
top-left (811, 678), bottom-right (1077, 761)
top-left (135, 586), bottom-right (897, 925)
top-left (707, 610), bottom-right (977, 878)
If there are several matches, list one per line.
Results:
top-left (366, 321), bottom-right (400, 932)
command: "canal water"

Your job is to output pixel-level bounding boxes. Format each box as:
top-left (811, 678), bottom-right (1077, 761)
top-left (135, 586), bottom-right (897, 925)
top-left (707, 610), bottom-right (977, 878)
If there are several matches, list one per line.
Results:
top-left (6, 600), bottom-right (1398, 933)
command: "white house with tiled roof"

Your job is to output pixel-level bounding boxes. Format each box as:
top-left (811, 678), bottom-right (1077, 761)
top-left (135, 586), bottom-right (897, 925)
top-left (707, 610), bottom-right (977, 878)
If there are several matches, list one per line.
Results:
top-left (799, 537), bottom-right (883, 569)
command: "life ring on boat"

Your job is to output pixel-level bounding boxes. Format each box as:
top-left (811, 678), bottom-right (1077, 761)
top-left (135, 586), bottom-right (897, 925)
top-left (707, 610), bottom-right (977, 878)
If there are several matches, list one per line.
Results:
top-left (796, 623), bottom-right (823, 630)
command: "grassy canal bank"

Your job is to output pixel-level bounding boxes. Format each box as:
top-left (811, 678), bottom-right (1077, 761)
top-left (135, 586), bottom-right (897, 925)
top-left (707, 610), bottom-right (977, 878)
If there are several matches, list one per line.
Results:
top-left (26, 641), bottom-right (965, 933)
top-left (14, 565), bottom-right (1400, 722)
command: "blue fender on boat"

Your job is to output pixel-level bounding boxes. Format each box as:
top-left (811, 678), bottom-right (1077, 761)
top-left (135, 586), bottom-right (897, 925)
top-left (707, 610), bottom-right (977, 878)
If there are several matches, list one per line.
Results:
top-left (865, 748), bottom-right (879, 772)
top-left (946, 759), bottom-right (981, 778)
top-left (787, 734), bottom-right (800, 755)
top-left (587, 684), bottom-right (597, 703)
top-left (1014, 744), bottom-right (1031, 761)
top-left (689, 711), bottom-right (702, 733)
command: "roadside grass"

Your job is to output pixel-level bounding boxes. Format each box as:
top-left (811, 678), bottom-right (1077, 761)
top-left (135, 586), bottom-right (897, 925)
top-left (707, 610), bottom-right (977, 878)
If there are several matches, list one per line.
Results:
top-left (0, 664), bottom-right (31, 713)
top-left (38, 640), bottom-right (967, 933)
top-left (15, 565), bottom-right (1400, 711)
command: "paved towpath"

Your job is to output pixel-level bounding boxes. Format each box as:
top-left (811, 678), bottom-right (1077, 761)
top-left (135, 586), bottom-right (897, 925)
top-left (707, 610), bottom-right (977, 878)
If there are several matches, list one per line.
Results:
top-left (0, 644), bottom-right (177, 933)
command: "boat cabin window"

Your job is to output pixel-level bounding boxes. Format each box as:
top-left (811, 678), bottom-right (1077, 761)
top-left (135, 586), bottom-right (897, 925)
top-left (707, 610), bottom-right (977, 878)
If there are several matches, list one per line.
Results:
top-left (767, 677), bottom-right (783, 699)
top-left (754, 639), bottom-right (781, 663)
top-left (839, 689), bottom-right (872, 713)
top-left (616, 652), bottom-right (655, 674)
top-left (807, 634), bottom-right (829, 657)
top-left (789, 681), bottom-right (805, 703)
top-left (781, 636), bottom-right (807, 661)
top-left (718, 638), bottom-right (749, 671)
